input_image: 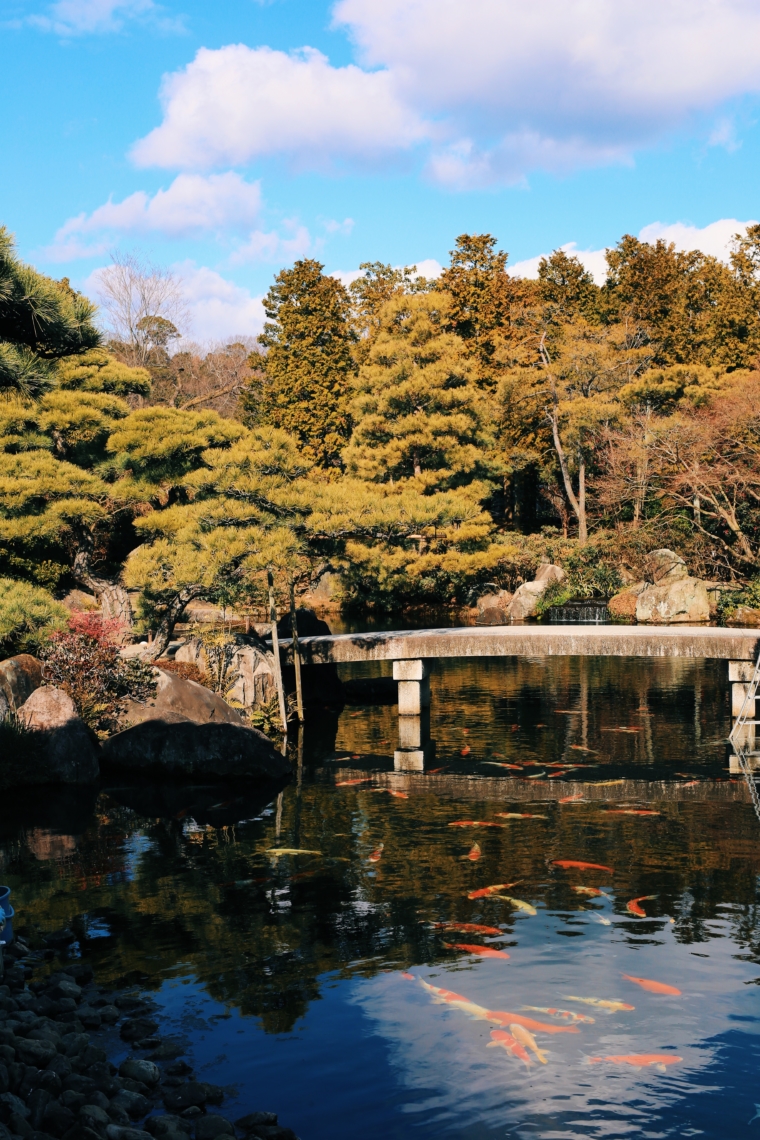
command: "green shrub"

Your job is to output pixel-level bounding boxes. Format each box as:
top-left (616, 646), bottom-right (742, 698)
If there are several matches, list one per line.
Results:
top-left (716, 578), bottom-right (760, 625)
top-left (0, 577), bottom-right (68, 657)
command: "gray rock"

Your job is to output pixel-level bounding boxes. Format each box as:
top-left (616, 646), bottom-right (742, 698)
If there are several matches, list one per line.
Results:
top-left (1, 706), bottom-right (100, 792)
top-left (0, 1092), bottom-right (29, 1122)
top-left (235, 1116), bottom-right (277, 1132)
top-left (508, 564), bottom-right (565, 622)
top-left (76, 1007), bottom-right (101, 1030)
top-left (105, 1128), bottom-right (152, 1140)
top-left (102, 721), bottom-right (290, 782)
top-left (109, 1092), bottom-right (150, 1121)
top-left (97, 1007), bottom-right (119, 1026)
top-left (52, 982), bottom-right (81, 1004)
top-left (161, 1084), bottom-right (206, 1113)
top-left (647, 548), bottom-right (689, 584)
top-left (475, 590), bottom-right (513, 626)
top-left (0, 656), bottom-right (43, 713)
top-left (636, 575), bottom-right (710, 625)
top-left (15, 1038), bottom-right (57, 1067)
top-left (174, 639), bottom-right (276, 711)
top-left (143, 1117), bottom-right (191, 1138)
top-left (41, 1101), bottom-right (75, 1137)
top-left (725, 605), bottom-right (760, 628)
top-left (118, 1062), bottom-right (158, 1088)
top-left (9, 1110), bottom-right (32, 1137)
top-left (121, 670), bottom-right (241, 730)
top-left (194, 1117), bottom-right (233, 1140)
top-left (80, 1105), bottom-right (110, 1136)
top-left (17, 688), bottom-right (77, 731)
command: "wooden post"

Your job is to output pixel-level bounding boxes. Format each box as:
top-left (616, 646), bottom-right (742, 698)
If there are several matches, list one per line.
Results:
top-left (268, 571), bottom-right (288, 737)
top-left (290, 580), bottom-right (305, 723)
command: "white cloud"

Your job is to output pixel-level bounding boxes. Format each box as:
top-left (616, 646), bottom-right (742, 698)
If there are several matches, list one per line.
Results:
top-left (131, 44), bottom-right (429, 171)
top-left (130, 1), bottom-right (760, 187)
top-left (171, 263), bottom-right (265, 343)
top-left (510, 243), bottom-right (609, 285)
top-left (30, 0), bottom-right (165, 34)
top-left (45, 174), bottom-right (263, 260)
top-left (639, 218), bottom-right (756, 261)
top-left (331, 258), bottom-right (442, 288)
top-left (229, 222), bottom-right (312, 265)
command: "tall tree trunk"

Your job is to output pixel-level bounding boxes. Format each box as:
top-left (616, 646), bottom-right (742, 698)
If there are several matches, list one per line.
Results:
top-left (577, 454), bottom-right (587, 544)
top-left (72, 530), bottom-right (134, 636)
top-left (547, 409), bottom-right (586, 543)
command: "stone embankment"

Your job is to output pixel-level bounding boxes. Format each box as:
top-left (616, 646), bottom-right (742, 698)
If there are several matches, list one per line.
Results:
top-left (0, 939), bottom-right (298, 1140)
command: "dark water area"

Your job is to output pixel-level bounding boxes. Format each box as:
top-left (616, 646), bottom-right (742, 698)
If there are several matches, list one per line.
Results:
top-left (3, 656), bottom-right (760, 1140)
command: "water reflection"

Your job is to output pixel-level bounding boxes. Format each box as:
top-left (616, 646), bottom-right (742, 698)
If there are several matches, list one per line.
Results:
top-left (2, 656), bottom-right (760, 1139)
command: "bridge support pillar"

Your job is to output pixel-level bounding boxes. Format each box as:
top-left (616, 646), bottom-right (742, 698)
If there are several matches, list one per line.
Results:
top-left (393, 659), bottom-right (430, 715)
top-left (729, 660), bottom-right (756, 716)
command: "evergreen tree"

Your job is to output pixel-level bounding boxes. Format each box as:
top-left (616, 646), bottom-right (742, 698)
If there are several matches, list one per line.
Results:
top-left (537, 249), bottom-right (599, 320)
top-left (344, 291), bottom-right (494, 490)
top-left (0, 227), bottom-right (100, 396)
top-left (243, 259), bottom-right (357, 468)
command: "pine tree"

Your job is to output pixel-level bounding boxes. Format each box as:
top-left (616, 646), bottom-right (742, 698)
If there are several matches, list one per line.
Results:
top-left (0, 228), bottom-right (100, 396)
top-left (344, 291), bottom-right (494, 490)
top-left (242, 259), bottom-right (357, 468)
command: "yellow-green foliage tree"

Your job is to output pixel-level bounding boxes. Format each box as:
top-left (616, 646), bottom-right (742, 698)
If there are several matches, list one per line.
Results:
top-left (243, 259), bottom-right (357, 468)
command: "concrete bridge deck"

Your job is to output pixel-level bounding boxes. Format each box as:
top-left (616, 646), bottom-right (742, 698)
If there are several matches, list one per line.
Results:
top-left (284, 624), bottom-right (760, 666)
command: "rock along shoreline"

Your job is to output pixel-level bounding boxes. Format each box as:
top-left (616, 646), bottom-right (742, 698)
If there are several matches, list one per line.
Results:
top-left (0, 937), bottom-right (299, 1140)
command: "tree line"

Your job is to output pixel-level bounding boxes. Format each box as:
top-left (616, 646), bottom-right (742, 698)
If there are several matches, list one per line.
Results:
top-left (2, 221), bottom-right (760, 654)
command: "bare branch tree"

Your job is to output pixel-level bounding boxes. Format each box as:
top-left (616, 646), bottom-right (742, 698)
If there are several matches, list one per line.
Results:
top-left (95, 251), bottom-right (190, 368)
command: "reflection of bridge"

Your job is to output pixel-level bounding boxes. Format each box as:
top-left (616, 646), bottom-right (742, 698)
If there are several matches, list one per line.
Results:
top-left (281, 624), bottom-right (760, 771)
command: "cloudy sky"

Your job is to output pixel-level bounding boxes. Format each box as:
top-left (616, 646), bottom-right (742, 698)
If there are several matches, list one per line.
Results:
top-left (2, 0), bottom-right (760, 341)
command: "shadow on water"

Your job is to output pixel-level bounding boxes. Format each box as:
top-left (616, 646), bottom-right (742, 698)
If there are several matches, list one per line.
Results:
top-left (2, 655), bottom-right (760, 1139)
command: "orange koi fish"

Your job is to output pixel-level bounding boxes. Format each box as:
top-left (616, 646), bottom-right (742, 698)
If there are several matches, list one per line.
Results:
top-left (606, 807), bottom-right (660, 816)
top-left (369, 843), bottom-right (384, 863)
top-left (589, 1054), bottom-right (681, 1070)
top-left (486, 1010), bottom-right (580, 1034)
top-left (622, 974), bottom-right (681, 996)
top-left (417, 979), bottom-right (488, 1020)
top-left (488, 1029), bottom-right (531, 1066)
top-left (680, 780), bottom-right (700, 787)
top-left (553, 860), bottom-right (614, 874)
top-left (464, 843), bottom-right (481, 861)
top-left (572, 886), bottom-right (608, 897)
top-left (521, 1006), bottom-right (594, 1024)
top-left (444, 943), bottom-right (510, 960)
top-left (555, 709), bottom-right (580, 714)
top-left (559, 794), bottom-right (586, 803)
top-left (509, 1023), bottom-right (547, 1064)
top-left (467, 883), bottom-right (518, 899)
top-left (526, 772), bottom-right (546, 779)
top-left (401, 972), bottom-right (415, 980)
top-left (448, 820), bottom-right (504, 828)
top-left (336, 778), bottom-right (374, 787)
top-left (431, 922), bottom-right (504, 936)
top-left (570, 745), bottom-right (598, 752)
top-left (496, 813), bottom-right (547, 820)
top-left (626, 895), bottom-right (656, 917)
top-left (461, 746), bottom-right (472, 756)
top-left (484, 762), bottom-right (523, 770)
top-left (548, 770), bottom-right (572, 778)
top-left (372, 789), bottom-right (409, 799)
top-left (564, 995), bottom-right (634, 1012)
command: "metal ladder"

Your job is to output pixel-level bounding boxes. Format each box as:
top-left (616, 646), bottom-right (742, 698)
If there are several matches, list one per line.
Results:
top-left (729, 653), bottom-right (760, 823)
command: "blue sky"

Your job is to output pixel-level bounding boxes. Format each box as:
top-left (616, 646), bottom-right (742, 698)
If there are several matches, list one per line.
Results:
top-left (2, 0), bottom-right (760, 342)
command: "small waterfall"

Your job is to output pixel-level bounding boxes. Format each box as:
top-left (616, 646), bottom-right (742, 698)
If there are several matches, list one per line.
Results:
top-left (546, 601), bottom-right (609, 625)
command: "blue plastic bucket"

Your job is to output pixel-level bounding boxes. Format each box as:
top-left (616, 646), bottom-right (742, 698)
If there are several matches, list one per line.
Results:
top-left (0, 887), bottom-right (9, 916)
top-left (0, 905), bottom-right (14, 945)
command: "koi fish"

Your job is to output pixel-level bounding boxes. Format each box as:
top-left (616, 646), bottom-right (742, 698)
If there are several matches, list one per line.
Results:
top-left (464, 843), bottom-right (481, 861)
top-left (426, 766), bottom-right (449, 774)
top-left (336, 778), bottom-right (374, 786)
top-left (496, 812), bottom-right (548, 819)
top-left (555, 710), bottom-right (580, 714)
top-left (680, 780), bottom-right (700, 787)
top-left (493, 897), bottom-right (537, 915)
top-left (266, 848), bottom-right (321, 857)
top-left (606, 809), bottom-right (660, 816)
top-left (675, 772), bottom-right (698, 779)
top-left (570, 745), bottom-right (598, 753)
top-left (572, 886), bottom-right (608, 897)
top-left (487, 1029), bottom-right (531, 1066)
top-left (522, 1006), bottom-right (594, 1024)
top-left (526, 772), bottom-right (546, 779)
top-left (589, 1054), bottom-right (681, 1071)
top-left (552, 860), bottom-right (615, 873)
top-left (592, 779), bottom-right (626, 786)
top-left (563, 995), bottom-right (634, 1013)
top-left (372, 789), bottom-right (408, 799)
top-left (444, 943), bottom-right (510, 960)
top-left (369, 843), bottom-right (384, 862)
top-left (417, 979), bottom-right (488, 1020)
top-left (626, 895), bottom-right (656, 917)
top-left (622, 974), bottom-right (681, 996)
top-left (509, 1023), bottom-right (547, 1064)
top-left (484, 762), bottom-right (523, 770)
top-left (461, 746), bottom-right (472, 756)
top-left (486, 1010), bottom-right (580, 1034)
top-left (467, 883), bottom-right (518, 899)
top-left (448, 820), bottom-right (504, 828)
top-left (596, 916), bottom-right (612, 925)
top-left (559, 794), bottom-right (586, 803)
top-left (401, 972), bottom-right (415, 980)
top-left (548, 770), bottom-right (573, 778)
top-left (431, 922), bottom-right (504, 936)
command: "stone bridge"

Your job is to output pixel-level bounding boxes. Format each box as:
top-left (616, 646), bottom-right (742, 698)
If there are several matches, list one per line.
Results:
top-left (277, 624), bottom-right (760, 770)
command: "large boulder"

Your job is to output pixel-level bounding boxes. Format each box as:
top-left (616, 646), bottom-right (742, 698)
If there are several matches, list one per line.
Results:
top-left (508, 564), bottom-right (565, 622)
top-left (636, 574), bottom-right (710, 624)
top-left (475, 590), bottom-right (513, 625)
top-left (607, 582), bottom-right (647, 622)
top-left (5, 686), bottom-right (100, 790)
top-left (121, 668), bottom-right (243, 727)
top-left (0, 653), bottom-right (43, 713)
top-left (647, 549), bottom-right (689, 583)
top-left (101, 717), bottom-right (291, 781)
top-left (725, 605), bottom-right (760, 628)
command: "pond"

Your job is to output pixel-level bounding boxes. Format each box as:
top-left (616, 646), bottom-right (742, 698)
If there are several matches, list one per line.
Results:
top-left (2, 655), bottom-right (760, 1140)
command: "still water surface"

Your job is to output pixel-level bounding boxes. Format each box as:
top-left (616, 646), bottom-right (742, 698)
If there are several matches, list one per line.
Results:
top-left (3, 655), bottom-right (760, 1140)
